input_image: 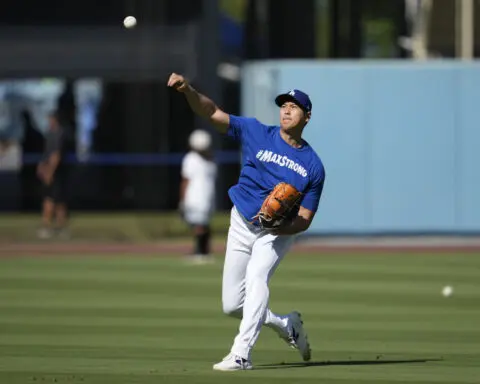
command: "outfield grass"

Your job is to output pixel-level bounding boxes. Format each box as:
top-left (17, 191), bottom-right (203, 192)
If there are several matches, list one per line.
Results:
top-left (0, 252), bottom-right (479, 383)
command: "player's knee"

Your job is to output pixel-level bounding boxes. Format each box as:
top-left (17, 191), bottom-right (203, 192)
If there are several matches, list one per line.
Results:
top-left (222, 301), bottom-right (242, 318)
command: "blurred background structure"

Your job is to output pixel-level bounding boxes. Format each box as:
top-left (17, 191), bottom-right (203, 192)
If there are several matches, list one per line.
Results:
top-left (0, 0), bottom-right (479, 239)
top-left (1, 3), bottom-right (480, 384)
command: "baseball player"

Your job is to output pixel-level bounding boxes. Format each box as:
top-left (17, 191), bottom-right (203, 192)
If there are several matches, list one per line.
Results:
top-left (167, 73), bottom-right (325, 371)
top-left (36, 111), bottom-right (70, 239)
top-left (179, 129), bottom-right (217, 264)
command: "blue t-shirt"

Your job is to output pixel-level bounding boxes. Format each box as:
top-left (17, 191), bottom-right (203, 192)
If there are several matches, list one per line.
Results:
top-left (227, 115), bottom-right (326, 222)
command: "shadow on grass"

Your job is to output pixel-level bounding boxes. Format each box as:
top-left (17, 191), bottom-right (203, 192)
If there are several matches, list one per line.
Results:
top-left (255, 358), bottom-right (443, 370)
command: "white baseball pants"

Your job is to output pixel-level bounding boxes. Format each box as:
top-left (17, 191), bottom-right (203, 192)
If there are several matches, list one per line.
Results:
top-left (222, 206), bottom-right (296, 360)
top-left (184, 207), bottom-right (212, 226)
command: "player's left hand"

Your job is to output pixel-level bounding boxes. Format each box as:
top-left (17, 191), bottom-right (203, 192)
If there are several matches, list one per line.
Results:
top-left (264, 222), bottom-right (290, 236)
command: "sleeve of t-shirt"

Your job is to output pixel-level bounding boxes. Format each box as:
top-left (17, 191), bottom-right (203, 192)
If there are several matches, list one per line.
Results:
top-left (181, 153), bottom-right (195, 179)
top-left (300, 166), bottom-right (326, 213)
top-left (227, 115), bottom-right (259, 143)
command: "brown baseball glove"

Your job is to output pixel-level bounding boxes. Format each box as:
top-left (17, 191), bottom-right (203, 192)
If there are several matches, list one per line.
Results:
top-left (253, 182), bottom-right (303, 229)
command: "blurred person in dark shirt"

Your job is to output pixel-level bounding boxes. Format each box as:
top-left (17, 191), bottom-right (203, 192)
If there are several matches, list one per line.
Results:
top-left (36, 111), bottom-right (70, 239)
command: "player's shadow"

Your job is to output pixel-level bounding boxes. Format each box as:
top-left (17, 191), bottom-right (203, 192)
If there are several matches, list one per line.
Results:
top-left (255, 357), bottom-right (443, 370)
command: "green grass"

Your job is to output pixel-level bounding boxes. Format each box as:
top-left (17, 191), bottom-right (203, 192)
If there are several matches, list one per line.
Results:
top-left (0, 252), bottom-right (479, 383)
top-left (0, 212), bottom-right (231, 243)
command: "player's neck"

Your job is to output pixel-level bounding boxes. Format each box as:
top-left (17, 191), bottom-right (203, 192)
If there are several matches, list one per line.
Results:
top-left (279, 129), bottom-right (304, 149)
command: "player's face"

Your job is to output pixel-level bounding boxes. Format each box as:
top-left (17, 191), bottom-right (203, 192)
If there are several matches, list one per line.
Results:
top-left (279, 102), bottom-right (309, 131)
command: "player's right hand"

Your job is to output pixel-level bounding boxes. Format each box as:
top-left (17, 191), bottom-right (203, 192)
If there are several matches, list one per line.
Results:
top-left (167, 73), bottom-right (189, 93)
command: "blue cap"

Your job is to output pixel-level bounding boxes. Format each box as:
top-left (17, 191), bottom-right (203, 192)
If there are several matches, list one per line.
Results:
top-left (275, 89), bottom-right (312, 112)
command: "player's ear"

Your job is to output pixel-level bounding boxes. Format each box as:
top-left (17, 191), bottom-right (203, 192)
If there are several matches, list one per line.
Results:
top-left (304, 111), bottom-right (311, 125)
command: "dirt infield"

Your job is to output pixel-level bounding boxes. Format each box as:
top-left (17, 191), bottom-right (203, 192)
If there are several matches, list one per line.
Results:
top-left (1, 237), bottom-right (480, 256)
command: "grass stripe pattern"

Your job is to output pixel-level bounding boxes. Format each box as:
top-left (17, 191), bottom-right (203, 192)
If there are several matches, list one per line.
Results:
top-left (0, 253), bottom-right (479, 384)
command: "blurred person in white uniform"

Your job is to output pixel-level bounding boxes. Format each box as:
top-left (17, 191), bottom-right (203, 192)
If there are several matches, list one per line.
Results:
top-left (179, 129), bottom-right (217, 263)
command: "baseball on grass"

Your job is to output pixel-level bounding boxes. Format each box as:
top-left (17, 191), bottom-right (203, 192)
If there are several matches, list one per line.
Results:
top-left (442, 285), bottom-right (453, 297)
top-left (123, 16), bottom-right (137, 28)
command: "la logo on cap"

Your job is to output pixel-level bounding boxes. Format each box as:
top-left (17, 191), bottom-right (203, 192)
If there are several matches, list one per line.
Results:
top-left (288, 90), bottom-right (295, 96)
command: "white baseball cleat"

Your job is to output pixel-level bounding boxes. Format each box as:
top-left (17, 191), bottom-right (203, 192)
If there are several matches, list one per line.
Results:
top-left (286, 311), bottom-right (312, 361)
top-left (213, 353), bottom-right (253, 371)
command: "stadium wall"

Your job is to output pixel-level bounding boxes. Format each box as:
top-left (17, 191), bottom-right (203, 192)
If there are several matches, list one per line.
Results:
top-left (241, 61), bottom-right (480, 234)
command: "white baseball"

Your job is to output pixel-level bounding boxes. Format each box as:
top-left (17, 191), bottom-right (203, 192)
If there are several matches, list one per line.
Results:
top-left (123, 16), bottom-right (137, 29)
top-left (442, 285), bottom-right (453, 297)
